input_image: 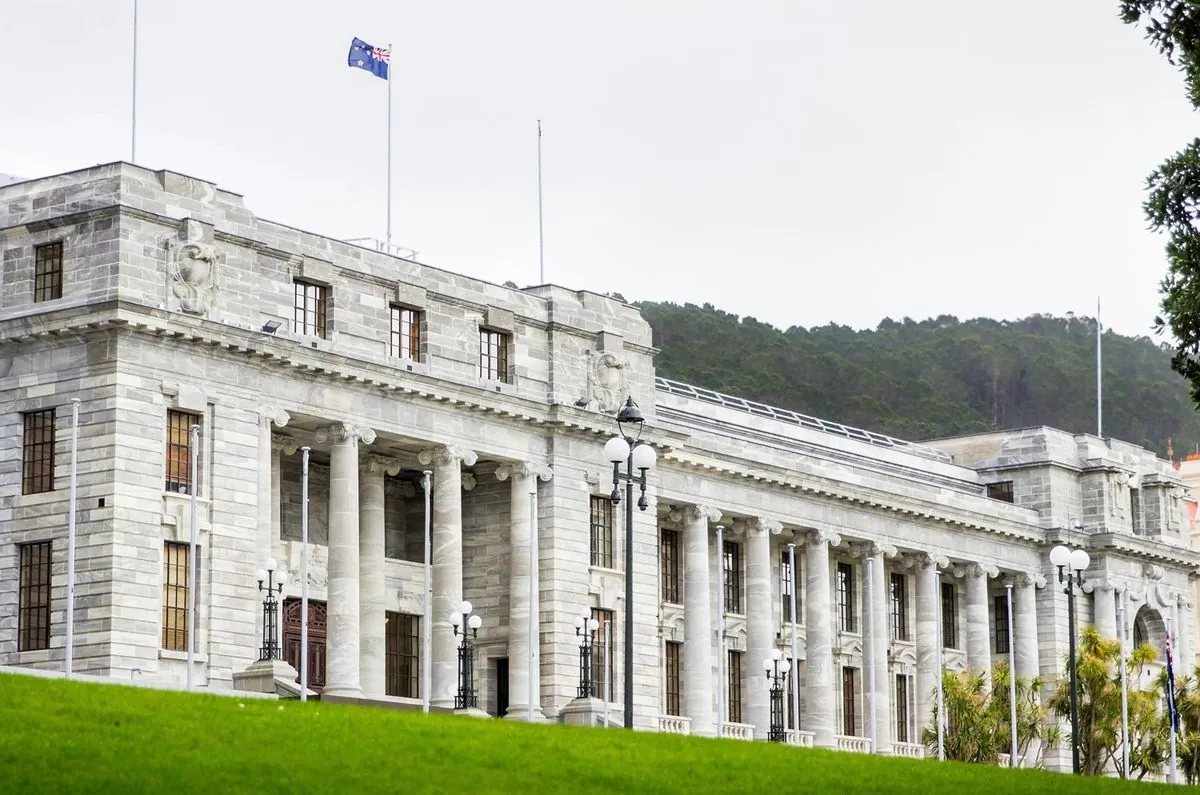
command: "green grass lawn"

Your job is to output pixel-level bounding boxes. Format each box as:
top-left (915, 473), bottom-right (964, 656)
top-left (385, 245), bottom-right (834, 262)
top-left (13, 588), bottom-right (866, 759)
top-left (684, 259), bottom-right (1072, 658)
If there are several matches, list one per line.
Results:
top-left (0, 672), bottom-right (1173, 794)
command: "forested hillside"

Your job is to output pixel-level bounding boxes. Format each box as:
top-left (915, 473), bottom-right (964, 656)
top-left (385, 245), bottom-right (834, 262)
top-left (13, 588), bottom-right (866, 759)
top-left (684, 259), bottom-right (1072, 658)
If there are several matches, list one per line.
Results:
top-left (638, 301), bottom-right (1200, 456)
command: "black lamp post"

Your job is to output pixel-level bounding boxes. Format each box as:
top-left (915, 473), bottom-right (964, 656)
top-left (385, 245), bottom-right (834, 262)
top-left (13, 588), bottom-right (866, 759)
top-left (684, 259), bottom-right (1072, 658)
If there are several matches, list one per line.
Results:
top-left (451, 600), bottom-right (482, 710)
top-left (763, 649), bottom-right (791, 743)
top-left (604, 396), bottom-right (657, 730)
top-left (575, 612), bottom-right (600, 698)
top-left (255, 559), bottom-right (288, 662)
top-left (1050, 543), bottom-right (1091, 775)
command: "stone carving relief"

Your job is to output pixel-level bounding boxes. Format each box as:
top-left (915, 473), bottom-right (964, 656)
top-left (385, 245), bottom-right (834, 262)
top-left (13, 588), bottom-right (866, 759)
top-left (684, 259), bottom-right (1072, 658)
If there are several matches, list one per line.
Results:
top-left (1168, 485), bottom-right (1185, 533)
top-left (167, 218), bottom-right (220, 316)
top-left (586, 351), bottom-right (629, 413)
top-left (1110, 471), bottom-right (1132, 521)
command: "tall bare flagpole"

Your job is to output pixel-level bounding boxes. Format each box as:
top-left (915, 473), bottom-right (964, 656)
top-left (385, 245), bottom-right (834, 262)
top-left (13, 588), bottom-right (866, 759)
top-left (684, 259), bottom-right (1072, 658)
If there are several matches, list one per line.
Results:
top-left (1097, 297), bottom-right (1102, 437)
top-left (537, 120), bottom-right (545, 284)
top-left (422, 470), bottom-right (433, 713)
top-left (131, 0), bottom-right (138, 162)
top-left (386, 42), bottom-right (393, 248)
top-left (301, 447), bottom-right (311, 701)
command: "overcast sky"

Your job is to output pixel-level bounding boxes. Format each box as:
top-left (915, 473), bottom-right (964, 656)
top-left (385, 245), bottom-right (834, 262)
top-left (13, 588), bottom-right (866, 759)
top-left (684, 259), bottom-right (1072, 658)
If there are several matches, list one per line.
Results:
top-left (2, 1), bottom-right (1196, 339)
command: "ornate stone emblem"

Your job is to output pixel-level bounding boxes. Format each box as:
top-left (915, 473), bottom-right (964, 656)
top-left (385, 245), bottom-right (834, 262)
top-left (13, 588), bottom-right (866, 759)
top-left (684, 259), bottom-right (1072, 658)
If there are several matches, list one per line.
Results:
top-left (167, 219), bottom-right (220, 316)
top-left (587, 351), bottom-right (628, 413)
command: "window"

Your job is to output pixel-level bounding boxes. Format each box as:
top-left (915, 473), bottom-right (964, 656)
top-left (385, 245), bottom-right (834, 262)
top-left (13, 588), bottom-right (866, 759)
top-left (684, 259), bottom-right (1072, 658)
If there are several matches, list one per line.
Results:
top-left (165, 410), bottom-right (202, 493)
top-left (162, 541), bottom-right (200, 651)
top-left (18, 541), bottom-right (52, 651)
top-left (1131, 488), bottom-right (1142, 534)
top-left (890, 572), bottom-right (909, 642)
top-left (660, 529), bottom-right (680, 604)
top-left (728, 650), bottom-right (744, 724)
top-left (589, 496), bottom-right (613, 568)
top-left (385, 612), bottom-right (420, 698)
top-left (986, 481), bottom-right (1014, 503)
top-left (786, 656), bottom-right (798, 730)
top-left (1134, 617), bottom-right (1147, 648)
top-left (389, 306), bottom-right (422, 361)
top-left (842, 667), bottom-right (858, 736)
top-left (837, 562), bottom-right (855, 633)
top-left (993, 594), bottom-right (1010, 654)
top-left (293, 280), bottom-right (328, 338)
top-left (723, 541), bottom-right (742, 613)
top-left (592, 608), bottom-right (614, 701)
top-left (941, 582), bottom-right (957, 649)
top-left (664, 641), bottom-right (682, 716)
top-left (34, 242), bottom-right (63, 302)
top-left (21, 409), bottom-right (56, 495)
top-left (780, 549), bottom-right (801, 623)
top-left (895, 675), bottom-right (911, 743)
top-left (479, 328), bottom-right (510, 382)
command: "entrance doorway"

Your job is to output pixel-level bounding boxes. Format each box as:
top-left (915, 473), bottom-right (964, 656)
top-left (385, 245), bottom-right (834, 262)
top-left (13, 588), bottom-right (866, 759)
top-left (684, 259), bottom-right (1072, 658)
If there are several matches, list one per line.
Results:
top-left (494, 658), bottom-right (509, 717)
top-left (283, 598), bottom-right (327, 692)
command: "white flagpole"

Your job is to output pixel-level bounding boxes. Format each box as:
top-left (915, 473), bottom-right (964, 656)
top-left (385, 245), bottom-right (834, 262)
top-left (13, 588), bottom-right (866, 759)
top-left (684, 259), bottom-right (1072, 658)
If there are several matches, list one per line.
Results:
top-left (788, 542), bottom-right (799, 743)
top-left (386, 43), bottom-right (393, 248)
top-left (1118, 593), bottom-right (1129, 778)
top-left (131, 0), bottom-right (138, 163)
top-left (65, 399), bottom-right (80, 679)
top-left (1097, 297), bottom-right (1102, 437)
top-left (935, 569), bottom-right (944, 761)
top-left (604, 622), bottom-right (611, 727)
top-left (300, 446), bottom-right (311, 701)
top-left (422, 469), bottom-right (433, 713)
top-left (866, 556), bottom-right (877, 750)
top-left (716, 524), bottom-right (726, 738)
top-left (537, 119), bottom-right (545, 284)
top-left (528, 488), bottom-right (537, 722)
top-left (187, 424), bottom-right (200, 691)
top-left (1006, 583), bottom-right (1017, 767)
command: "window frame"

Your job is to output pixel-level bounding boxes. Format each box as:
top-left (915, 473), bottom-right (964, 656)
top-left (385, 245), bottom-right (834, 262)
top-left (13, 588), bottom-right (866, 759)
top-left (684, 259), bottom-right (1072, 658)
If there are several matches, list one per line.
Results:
top-left (293, 279), bottom-right (328, 339)
top-left (941, 582), bottom-right (958, 649)
top-left (162, 541), bottom-right (200, 652)
top-left (34, 241), bottom-right (64, 303)
top-left (837, 561), bottom-right (856, 633)
top-left (591, 608), bottom-right (615, 702)
top-left (780, 549), bottom-right (801, 623)
top-left (21, 408), bottom-right (56, 495)
top-left (165, 410), bottom-right (203, 494)
top-left (722, 541), bottom-right (742, 614)
top-left (895, 674), bottom-right (911, 743)
top-left (478, 327), bottom-right (511, 383)
top-left (728, 650), bottom-right (744, 724)
top-left (985, 480), bottom-right (1014, 503)
top-left (660, 528), bottom-right (680, 604)
top-left (589, 496), bottom-right (613, 568)
top-left (993, 594), bottom-right (1010, 654)
top-left (664, 640), bottom-right (682, 717)
top-left (18, 541), bottom-right (52, 652)
top-left (389, 305), bottom-right (422, 361)
top-left (842, 666), bottom-right (858, 737)
top-left (890, 572), bottom-right (909, 642)
top-left (385, 611), bottom-right (420, 698)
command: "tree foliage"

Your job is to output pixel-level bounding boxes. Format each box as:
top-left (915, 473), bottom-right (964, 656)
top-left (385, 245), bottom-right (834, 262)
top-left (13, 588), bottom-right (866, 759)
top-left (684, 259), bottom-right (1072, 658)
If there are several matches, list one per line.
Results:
top-left (1121, 1), bottom-right (1200, 403)
top-left (640, 301), bottom-right (1200, 455)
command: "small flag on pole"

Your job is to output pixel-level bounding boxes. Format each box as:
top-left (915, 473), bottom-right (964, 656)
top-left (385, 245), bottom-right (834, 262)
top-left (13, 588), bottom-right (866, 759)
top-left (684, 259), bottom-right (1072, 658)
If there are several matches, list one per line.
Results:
top-left (1167, 634), bottom-right (1181, 732)
top-left (348, 37), bottom-right (390, 80)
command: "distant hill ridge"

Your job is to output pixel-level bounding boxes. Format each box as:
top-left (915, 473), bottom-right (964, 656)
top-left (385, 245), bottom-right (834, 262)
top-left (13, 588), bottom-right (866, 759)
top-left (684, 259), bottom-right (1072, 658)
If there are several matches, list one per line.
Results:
top-left (637, 301), bottom-right (1200, 458)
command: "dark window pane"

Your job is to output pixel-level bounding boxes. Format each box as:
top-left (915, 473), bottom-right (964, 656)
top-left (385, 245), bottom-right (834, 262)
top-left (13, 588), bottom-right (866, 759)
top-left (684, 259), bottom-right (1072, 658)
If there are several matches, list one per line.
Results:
top-left (18, 541), bottom-right (52, 651)
top-left (22, 409), bottom-right (56, 495)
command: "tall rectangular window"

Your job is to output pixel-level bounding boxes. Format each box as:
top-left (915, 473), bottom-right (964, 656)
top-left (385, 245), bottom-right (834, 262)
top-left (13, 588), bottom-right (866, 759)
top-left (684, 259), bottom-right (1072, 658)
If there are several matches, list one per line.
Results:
top-left (589, 496), bottom-right (613, 568)
top-left (385, 612), bottom-right (420, 698)
top-left (941, 582), bottom-right (957, 649)
top-left (479, 329), bottom-right (510, 382)
top-left (165, 410), bottom-right (202, 494)
top-left (34, 242), bottom-right (63, 302)
top-left (986, 480), bottom-right (1014, 503)
top-left (837, 562), bottom-right (855, 632)
top-left (780, 549), bottom-right (801, 623)
top-left (664, 640), bottom-right (682, 717)
top-left (728, 650), bottom-right (744, 724)
top-left (993, 594), bottom-right (1010, 654)
top-left (842, 666), bottom-right (858, 736)
top-left (895, 675), bottom-right (911, 743)
top-left (389, 306), bottom-right (422, 361)
top-left (21, 409), bottom-right (56, 495)
top-left (591, 608), bottom-right (614, 701)
top-left (293, 280), bottom-right (328, 338)
top-left (786, 656), bottom-right (797, 730)
top-left (890, 572), bottom-right (909, 641)
top-left (660, 529), bottom-right (680, 604)
top-left (723, 541), bottom-right (742, 613)
top-left (162, 541), bottom-right (199, 651)
top-left (18, 541), bottom-right (52, 652)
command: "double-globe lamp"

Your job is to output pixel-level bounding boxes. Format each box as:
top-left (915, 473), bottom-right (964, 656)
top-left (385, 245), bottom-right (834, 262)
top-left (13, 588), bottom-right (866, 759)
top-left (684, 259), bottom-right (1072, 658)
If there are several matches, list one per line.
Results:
top-left (1049, 543), bottom-right (1090, 775)
top-left (764, 648), bottom-right (791, 743)
top-left (255, 558), bottom-right (288, 662)
top-left (451, 600), bottom-right (482, 710)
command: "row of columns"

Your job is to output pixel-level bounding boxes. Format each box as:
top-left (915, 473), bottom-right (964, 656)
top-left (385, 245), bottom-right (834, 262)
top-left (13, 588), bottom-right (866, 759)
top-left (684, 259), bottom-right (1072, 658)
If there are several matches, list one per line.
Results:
top-left (677, 503), bottom-right (1043, 750)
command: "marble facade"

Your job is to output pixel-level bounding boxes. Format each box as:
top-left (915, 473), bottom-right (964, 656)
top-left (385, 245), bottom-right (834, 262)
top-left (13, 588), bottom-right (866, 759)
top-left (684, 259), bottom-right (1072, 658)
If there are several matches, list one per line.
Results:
top-left (1, 163), bottom-right (1197, 772)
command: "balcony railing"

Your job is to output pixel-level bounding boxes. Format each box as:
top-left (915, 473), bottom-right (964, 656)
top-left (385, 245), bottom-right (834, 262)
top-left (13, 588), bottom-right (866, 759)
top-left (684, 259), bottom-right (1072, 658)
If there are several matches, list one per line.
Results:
top-left (785, 729), bottom-right (815, 747)
top-left (722, 722), bottom-right (755, 741)
top-left (835, 735), bottom-right (872, 754)
top-left (658, 715), bottom-right (691, 735)
top-left (893, 742), bottom-right (925, 758)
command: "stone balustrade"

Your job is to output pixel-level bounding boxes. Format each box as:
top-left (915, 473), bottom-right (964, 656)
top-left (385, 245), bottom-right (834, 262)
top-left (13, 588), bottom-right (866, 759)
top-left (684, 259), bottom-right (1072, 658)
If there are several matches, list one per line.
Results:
top-left (786, 729), bottom-right (815, 747)
top-left (722, 722), bottom-right (755, 741)
top-left (892, 742), bottom-right (925, 758)
top-left (658, 715), bottom-right (691, 735)
top-left (835, 735), bottom-right (872, 754)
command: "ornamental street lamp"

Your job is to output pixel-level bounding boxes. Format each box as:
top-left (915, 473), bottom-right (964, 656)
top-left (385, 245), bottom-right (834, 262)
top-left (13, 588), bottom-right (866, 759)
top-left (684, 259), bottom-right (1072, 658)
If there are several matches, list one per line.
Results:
top-left (763, 648), bottom-right (791, 743)
top-left (604, 396), bottom-right (657, 730)
top-left (1050, 543), bottom-right (1091, 775)
top-left (575, 612), bottom-right (600, 698)
top-left (451, 600), bottom-right (483, 710)
top-left (255, 559), bottom-right (288, 662)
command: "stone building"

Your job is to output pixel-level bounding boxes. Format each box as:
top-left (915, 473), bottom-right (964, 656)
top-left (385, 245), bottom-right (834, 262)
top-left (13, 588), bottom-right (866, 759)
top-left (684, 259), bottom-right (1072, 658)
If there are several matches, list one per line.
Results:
top-left (1, 163), bottom-right (1196, 770)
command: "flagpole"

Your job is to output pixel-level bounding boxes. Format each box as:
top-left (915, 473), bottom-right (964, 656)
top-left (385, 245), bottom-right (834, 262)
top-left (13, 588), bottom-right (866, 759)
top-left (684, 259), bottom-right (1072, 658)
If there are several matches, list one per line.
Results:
top-left (301, 446), bottom-right (311, 701)
top-left (1096, 297), bottom-right (1102, 438)
top-left (422, 469), bottom-right (433, 713)
top-left (716, 524), bottom-right (726, 738)
top-left (386, 42), bottom-right (393, 249)
top-left (131, 0), bottom-right (138, 163)
top-left (1006, 583), bottom-right (1017, 767)
top-left (935, 569), bottom-right (945, 762)
top-left (537, 119), bottom-right (545, 284)
top-left (1168, 616), bottom-right (1178, 784)
top-left (1118, 594), bottom-right (1129, 778)
top-left (65, 399), bottom-right (80, 679)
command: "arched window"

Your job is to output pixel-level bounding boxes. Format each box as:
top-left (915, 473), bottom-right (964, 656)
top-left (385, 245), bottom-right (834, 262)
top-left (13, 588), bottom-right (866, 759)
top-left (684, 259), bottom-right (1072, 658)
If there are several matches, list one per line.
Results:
top-left (1133, 617), bottom-right (1147, 648)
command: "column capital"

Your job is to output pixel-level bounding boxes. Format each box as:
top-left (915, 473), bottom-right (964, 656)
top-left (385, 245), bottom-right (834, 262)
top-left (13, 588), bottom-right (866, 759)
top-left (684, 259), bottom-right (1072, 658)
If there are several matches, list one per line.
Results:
top-left (315, 422), bottom-right (376, 446)
top-left (1008, 570), bottom-right (1046, 589)
top-left (494, 461), bottom-right (553, 483)
top-left (850, 540), bottom-right (898, 559)
top-left (418, 445), bottom-right (478, 468)
top-left (259, 406), bottom-right (291, 427)
top-left (902, 551), bottom-right (949, 570)
top-left (669, 504), bottom-right (723, 524)
top-left (955, 562), bottom-right (999, 579)
top-left (803, 527), bottom-right (842, 548)
top-left (363, 454), bottom-right (402, 476)
top-left (461, 472), bottom-right (478, 492)
top-left (739, 517), bottom-right (783, 537)
top-left (272, 432), bottom-right (298, 456)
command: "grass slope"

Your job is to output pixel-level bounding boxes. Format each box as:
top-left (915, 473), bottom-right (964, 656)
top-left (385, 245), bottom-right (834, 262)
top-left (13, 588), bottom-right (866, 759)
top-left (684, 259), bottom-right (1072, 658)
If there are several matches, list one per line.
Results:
top-left (0, 673), bottom-right (1171, 794)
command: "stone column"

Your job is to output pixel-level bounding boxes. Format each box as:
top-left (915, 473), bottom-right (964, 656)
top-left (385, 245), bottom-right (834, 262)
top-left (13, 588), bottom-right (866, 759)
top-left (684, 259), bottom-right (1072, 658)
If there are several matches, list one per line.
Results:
top-left (964, 563), bottom-right (996, 688)
top-left (258, 408), bottom-right (290, 560)
top-left (868, 542), bottom-right (896, 755)
top-left (360, 454), bottom-right (401, 698)
top-left (805, 529), bottom-right (841, 749)
top-left (316, 422), bottom-right (375, 699)
top-left (418, 445), bottom-right (478, 710)
top-left (496, 461), bottom-right (553, 720)
top-left (1012, 573), bottom-right (1040, 683)
top-left (680, 504), bottom-right (721, 737)
top-left (913, 552), bottom-right (947, 737)
top-left (744, 517), bottom-right (782, 740)
top-left (1089, 576), bottom-right (1117, 641)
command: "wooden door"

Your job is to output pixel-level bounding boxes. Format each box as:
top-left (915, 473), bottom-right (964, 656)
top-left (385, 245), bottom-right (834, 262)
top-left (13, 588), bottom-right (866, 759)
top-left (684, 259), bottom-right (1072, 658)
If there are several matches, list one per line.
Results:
top-left (284, 598), bottom-right (327, 692)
